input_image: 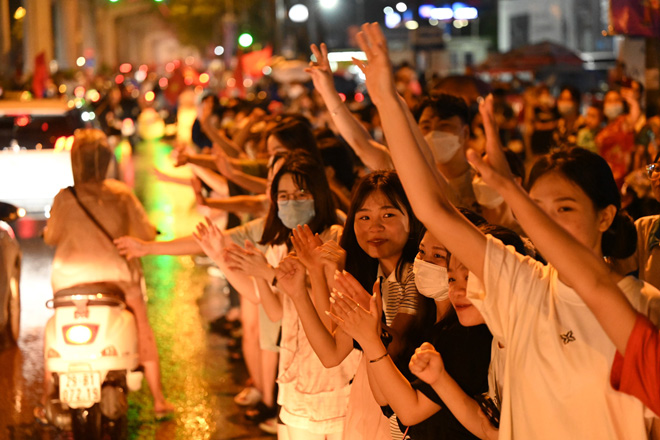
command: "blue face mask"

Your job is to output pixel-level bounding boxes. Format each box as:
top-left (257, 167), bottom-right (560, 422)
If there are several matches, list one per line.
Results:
top-left (277, 199), bottom-right (316, 229)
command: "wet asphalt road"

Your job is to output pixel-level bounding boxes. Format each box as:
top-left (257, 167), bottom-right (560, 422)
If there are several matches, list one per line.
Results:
top-left (0, 139), bottom-right (273, 440)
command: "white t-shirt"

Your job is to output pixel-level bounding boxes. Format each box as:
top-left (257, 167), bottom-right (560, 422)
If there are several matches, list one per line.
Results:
top-left (467, 236), bottom-right (660, 440)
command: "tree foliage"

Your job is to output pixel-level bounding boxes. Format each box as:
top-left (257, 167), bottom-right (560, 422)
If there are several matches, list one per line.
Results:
top-left (161, 0), bottom-right (270, 50)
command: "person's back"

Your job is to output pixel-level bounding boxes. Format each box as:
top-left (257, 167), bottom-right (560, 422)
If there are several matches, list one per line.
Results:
top-left (42, 128), bottom-right (172, 419)
top-left (45, 179), bottom-right (156, 291)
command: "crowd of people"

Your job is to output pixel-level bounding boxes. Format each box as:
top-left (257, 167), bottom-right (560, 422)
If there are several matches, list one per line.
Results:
top-left (42, 22), bottom-right (660, 440)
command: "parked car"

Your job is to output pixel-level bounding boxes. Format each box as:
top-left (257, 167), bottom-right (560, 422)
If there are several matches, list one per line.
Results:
top-left (0, 99), bottom-right (89, 216)
top-left (0, 202), bottom-right (21, 348)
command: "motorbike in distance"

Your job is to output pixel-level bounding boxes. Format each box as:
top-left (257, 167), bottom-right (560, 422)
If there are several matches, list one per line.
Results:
top-left (42, 282), bottom-right (143, 439)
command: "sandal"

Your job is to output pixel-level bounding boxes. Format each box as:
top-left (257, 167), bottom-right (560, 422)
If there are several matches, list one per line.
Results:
top-left (234, 387), bottom-right (262, 407)
top-left (245, 401), bottom-right (277, 423)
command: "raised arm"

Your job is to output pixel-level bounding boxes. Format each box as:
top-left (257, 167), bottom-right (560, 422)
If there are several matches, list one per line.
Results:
top-left (115, 234), bottom-right (202, 258)
top-left (307, 43), bottom-right (393, 170)
top-left (192, 218), bottom-right (260, 303)
top-left (291, 225), bottom-right (334, 330)
top-left (328, 273), bottom-right (441, 424)
top-left (468, 103), bottom-right (637, 354)
top-left (212, 150), bottom-right (268, 194)
top-left (200, 117), bottom-right (243, 158)
top-left (276, 256), bottom-right (355, 367)
top-left (223, 241), bottom-right (282, 320)
top-left (355, 23), bottom-right (487, 280)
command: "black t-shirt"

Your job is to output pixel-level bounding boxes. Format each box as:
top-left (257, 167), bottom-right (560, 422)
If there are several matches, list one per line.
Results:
top-left (402, 311), bottom-right (492, 440)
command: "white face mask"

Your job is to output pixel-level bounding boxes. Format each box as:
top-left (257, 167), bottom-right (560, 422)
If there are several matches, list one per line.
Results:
top-left (472, 173), bottom-right (504, 209)
top-left (604, 103), bottom-right (624, 120)
top-left (277, 199), bottom-right (315, 229)
top-left (413, 257), bottom-right (449, 301)
top-left (424, 131), bottom-right (463, 165)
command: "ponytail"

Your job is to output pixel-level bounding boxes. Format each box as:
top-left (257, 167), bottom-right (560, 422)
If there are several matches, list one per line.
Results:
top-left (602, 210), bottom-right (637, 259)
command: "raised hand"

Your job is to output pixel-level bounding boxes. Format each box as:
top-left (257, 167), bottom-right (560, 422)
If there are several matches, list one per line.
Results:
top-left (326, 275), bottom-right (381, 346)
top-left (190, 175), bottom-right (206, 206)
top-left (305, 43), bottom-right (336, 98)
top-left (114, 236), bottom-right (148, 260)
top-left (315, 240), bottom-right (346, 281)
top-left (467, 94), bottom-right (515, 192)
top-left (172, 143), bottom-right (190, 167)
top-left (192, 216), bottom-right (227, 261)
top-left (223, 240), bottom-right (272, 281)
top-left (409, 342), bottom-right (446, 386)
top-left (353, 23), bottom-right (397, 106)
top-left (276, 254), bottom-right (308, 300)
top-left (291, 224), bottom-right (324, 269)
top-left (334, 270), bottom-right (377, 314)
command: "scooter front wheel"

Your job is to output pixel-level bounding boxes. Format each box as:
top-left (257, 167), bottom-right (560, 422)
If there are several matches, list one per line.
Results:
top-left (71, 404), bottom-right (102, 440)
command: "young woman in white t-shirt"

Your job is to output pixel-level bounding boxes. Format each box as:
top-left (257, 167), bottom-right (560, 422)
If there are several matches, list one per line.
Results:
top-left (352, 23), bottom-right (660, 440)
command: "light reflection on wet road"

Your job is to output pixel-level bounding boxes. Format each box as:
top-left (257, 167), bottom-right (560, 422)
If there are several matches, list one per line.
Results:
top-left (0, 140), bottom-right (272, 439)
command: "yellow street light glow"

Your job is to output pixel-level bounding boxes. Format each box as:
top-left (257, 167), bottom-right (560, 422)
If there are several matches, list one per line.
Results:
top-left (405, 20), bottom-right (419, 30)
top-left (289, 4), bottom-right (309, 23)
top-left (320, 0), bottom-right (338, 9)
top-left (14, 7), bottom-right (26, 20)
top-left (76, 57), bottom-right (86, 67)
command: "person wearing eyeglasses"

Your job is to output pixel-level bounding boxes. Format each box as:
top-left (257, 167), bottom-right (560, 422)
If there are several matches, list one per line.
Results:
top-left (613, 153), bottom-right (660, 290)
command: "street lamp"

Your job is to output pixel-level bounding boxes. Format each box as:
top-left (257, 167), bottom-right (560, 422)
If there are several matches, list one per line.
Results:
top-left (289, 4), bottom-right (309, 23)
top-left (238, 33), bottom-right (254, 48)
top-left (319, 0), bottom-right (338, 10)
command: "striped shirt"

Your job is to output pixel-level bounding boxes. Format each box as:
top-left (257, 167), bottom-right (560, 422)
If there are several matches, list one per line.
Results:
top-left (378, 262), bottom-right (419, 326)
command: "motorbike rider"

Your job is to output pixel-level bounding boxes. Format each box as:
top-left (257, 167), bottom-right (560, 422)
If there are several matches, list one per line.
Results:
top-left (36, 128), bottom-right (174, 422)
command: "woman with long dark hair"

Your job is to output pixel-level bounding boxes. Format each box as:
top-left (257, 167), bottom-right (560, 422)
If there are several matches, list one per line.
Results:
top-left (196, 150), bottom-right (358, 438)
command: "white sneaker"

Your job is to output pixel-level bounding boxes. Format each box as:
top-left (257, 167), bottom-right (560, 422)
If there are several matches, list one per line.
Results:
top-left (234, 387), bottom-right (262, 406)
top-left (258, 417), bottom-right (278, 435)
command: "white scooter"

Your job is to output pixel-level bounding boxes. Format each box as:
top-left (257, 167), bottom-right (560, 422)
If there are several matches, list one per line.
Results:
top-left (43, 282), bottom-right (143, 439)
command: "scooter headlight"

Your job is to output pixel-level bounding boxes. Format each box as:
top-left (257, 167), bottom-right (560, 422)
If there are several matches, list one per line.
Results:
top-left (63, 324), bottom-right (99, 345)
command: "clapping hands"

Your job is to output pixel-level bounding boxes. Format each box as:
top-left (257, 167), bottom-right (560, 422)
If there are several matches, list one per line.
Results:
top-left (325, 271), bottom-right (382, 347)
top-left (192, 217), bottom-right (227, 262)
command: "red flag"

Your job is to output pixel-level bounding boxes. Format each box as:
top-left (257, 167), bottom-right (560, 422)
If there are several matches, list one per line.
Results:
top-left (241, 46), bottom-right (273, 77)
top-left (610, 0), bottom-right (660, 37)
top-left (32, 52), bottom-right (47, 98)
top-left (233, 49), bottom-right (245, 98)
top-left (164, 65), bottom-right (186, 106)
